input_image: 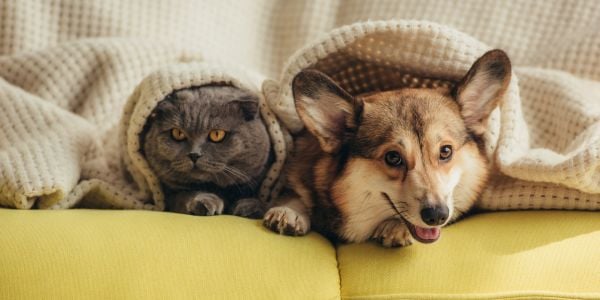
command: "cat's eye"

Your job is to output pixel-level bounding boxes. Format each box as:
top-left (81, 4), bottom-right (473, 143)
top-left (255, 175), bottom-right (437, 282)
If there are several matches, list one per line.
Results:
top-left (440, 145), bottom-right (453, 161)
top-left (171, 128), bottom-right (186, 141)
top-left (384, 151), bottom-right (404, 168)
top-left (208, 130), bottom-right (227, 143)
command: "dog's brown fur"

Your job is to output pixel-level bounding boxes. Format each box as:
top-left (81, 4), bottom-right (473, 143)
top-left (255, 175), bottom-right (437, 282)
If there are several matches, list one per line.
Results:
top-left (263, 50), bottom-right (511, 247)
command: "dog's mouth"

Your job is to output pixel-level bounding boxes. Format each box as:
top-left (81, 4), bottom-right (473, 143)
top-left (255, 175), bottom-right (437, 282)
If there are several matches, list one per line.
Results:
top-left (402, 218), bottom-right (440, 243)
top-left (381, 192), bottom-right (441, 244)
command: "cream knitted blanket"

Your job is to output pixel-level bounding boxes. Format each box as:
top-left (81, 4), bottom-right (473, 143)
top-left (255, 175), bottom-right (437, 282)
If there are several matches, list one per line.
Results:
top-left (0, 0), bottom-right (599, 210)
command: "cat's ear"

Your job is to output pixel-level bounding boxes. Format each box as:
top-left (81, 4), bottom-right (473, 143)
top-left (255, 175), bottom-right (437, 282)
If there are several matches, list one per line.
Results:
top-left (293, 69), bottom-right (362, 154)
top-left (150, 96), bottom-right (177, 119)
top-left (232, 95), bottom-right (259, 121)
top-left (453, 49), bottom-right (511, 135)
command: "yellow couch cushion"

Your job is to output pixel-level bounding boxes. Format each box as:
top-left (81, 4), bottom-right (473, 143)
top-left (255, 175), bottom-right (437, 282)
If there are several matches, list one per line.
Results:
top-left (338, 211), bottom-right (600, 299)
top-left (0, 209), bottom-right (340, 299)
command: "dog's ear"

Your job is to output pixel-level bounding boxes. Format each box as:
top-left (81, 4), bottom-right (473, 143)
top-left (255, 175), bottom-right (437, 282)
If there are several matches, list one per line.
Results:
top-left (293, 69), bottom-right (362, 153)
top-left (453, 49), bottom-right (511, 135)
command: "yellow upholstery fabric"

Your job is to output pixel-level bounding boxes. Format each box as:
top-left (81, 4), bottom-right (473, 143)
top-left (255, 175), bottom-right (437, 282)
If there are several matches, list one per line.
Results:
top-left (1, 209), bottom-right (598, 299)
top-left (338, 211), bottom-right (600, 299)
top-left (0, 209), bottom-right (340, 299)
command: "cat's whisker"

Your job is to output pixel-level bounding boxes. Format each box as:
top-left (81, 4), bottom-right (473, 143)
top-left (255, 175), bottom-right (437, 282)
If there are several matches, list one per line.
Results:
top-left (142, 86), bottom-right (271, 214)
top-left (224, 166), bottom-right (257, 187)
top-left (169, 159), bottom-right (190, 172)
top-left (218, 169), bottom-right (247, 195)
top-left (222, 166), bottom-right (253, 186)
top-left (215, 168), bottom-right (248, 193)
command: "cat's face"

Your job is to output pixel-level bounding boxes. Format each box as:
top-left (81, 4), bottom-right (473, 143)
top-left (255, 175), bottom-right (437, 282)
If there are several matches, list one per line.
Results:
top-left (142, 86), bottom-right (271, 189)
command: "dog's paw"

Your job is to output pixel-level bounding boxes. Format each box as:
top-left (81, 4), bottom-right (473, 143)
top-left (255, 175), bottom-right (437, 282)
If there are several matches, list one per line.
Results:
top-left (183, 193), bottom-right (225, 216)
top-left (231, 198), bottom-right (265, 219)
top-left (263, 206), bottom-right (310, 236)
top-left (371, 218), bottom-right (413, 248)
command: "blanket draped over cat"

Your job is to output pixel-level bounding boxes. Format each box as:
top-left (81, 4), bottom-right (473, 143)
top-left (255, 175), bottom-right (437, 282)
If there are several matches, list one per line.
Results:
top-left (0, 19), bottom-right (598, 211)
top-left (0, 61), bottom-right (288, 210)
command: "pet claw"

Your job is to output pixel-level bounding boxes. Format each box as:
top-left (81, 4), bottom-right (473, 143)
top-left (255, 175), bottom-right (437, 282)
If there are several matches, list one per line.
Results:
top-left (294, 215), bottom-right (300, 233)
top-left (276, 211), bottom-right (285, 223)
top-left (371, 218), bottom-right (413, 248)
top-left (181, 193), bottom-right (224, 216)
top-left (276, 211), bottom-right (287, 234)
top-left (263, 206), bottom-right (309, 236)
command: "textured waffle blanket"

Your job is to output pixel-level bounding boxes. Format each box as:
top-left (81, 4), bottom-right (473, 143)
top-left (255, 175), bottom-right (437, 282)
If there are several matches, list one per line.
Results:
top-left (0, 1), bottom-right (599, 210)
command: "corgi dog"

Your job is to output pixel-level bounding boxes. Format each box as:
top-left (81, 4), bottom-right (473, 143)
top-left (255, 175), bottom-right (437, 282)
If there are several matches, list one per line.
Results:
top-left (263, 50), bottom-right (511, 247)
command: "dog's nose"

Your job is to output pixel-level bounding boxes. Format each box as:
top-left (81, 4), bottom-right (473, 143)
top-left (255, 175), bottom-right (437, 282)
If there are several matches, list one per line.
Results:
top-left (420, 205), bottom-right (449, 226)
top-left (188, 152), bottom-right (201, 163)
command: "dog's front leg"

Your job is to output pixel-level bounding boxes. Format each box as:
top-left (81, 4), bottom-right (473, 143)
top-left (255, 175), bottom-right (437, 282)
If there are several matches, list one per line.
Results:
top-left (371, 218), bottom-right (413, 248)
top-left (263, 195), bottom-right (311, 236)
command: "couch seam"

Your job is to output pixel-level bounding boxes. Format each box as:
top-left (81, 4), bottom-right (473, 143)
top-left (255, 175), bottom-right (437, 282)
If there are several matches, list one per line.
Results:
top-left (340, 291), bottom-right (600, 300)
top-left (335, 245), bottom-right (343, 300)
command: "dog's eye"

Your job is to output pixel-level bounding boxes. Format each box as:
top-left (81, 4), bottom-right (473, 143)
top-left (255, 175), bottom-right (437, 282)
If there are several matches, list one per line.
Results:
top-left (384, 151), bottom-right (404, 167)
top-left (440, 145), bottom-right (453, 161)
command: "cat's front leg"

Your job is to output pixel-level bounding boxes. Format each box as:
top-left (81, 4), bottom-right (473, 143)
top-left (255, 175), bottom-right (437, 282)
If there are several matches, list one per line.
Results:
top-left (263, 196), bottom-right (310, 236)
top-left (230, 198), bottom-right (265, 219)
top-left (172, 191), bottom-right (225, 216)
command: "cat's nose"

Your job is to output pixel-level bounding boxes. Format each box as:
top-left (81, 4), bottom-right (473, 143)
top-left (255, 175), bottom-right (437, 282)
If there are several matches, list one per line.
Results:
top-left (188, 152), bottom-right (201, 163)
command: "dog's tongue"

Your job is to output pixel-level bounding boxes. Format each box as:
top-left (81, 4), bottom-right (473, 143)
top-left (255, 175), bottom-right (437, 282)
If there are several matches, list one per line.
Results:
top-left (414, 226), bottom-right (440, 241)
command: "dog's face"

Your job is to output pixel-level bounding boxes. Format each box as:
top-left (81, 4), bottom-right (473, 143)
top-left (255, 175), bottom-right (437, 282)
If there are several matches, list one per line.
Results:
top-left (293, 50), bottom-right (511, 243)
top-left (338, 89), bottom-right (489, 243)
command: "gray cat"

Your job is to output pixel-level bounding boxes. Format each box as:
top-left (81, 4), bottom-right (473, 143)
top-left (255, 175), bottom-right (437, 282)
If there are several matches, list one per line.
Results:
top-left (141, 85), bottom-right (272, 218)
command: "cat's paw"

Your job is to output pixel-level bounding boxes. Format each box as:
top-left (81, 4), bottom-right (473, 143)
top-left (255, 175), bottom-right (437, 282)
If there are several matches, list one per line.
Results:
top-left (184, 193), bottom-right (225, 216)
top-left (231, 198), bottom-right (265, 219)
top-left (371, 218), bottom-right (413, 248)
top-left (263, 206), bottom-right (310, 236)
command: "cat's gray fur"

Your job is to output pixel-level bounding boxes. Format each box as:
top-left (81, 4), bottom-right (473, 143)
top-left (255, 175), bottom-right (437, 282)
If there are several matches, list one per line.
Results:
top-left (141, 85), bottom-right (271, 218)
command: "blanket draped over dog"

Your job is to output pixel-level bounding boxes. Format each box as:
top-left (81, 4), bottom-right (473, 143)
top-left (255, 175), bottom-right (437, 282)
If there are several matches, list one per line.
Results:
top-left (0, 1), bottom-right (599, 210)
